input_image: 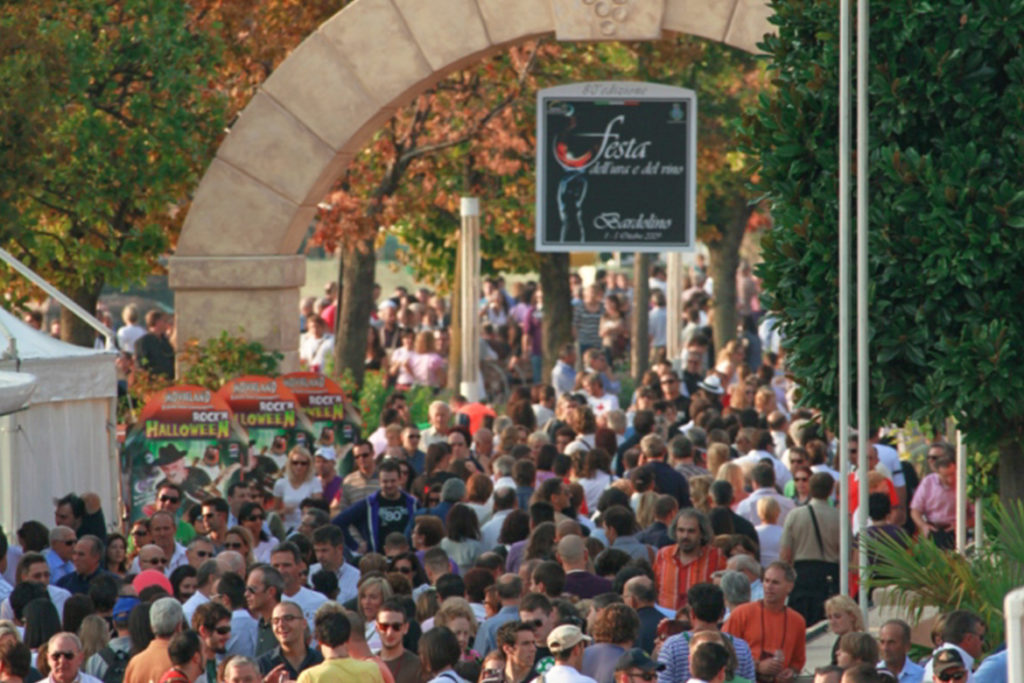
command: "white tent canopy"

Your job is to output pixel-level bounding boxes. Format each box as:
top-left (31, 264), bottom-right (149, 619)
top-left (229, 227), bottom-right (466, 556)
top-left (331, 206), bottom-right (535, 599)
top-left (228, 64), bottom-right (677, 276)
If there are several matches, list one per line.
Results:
top-left (0, 307), bottom-right (118, 533)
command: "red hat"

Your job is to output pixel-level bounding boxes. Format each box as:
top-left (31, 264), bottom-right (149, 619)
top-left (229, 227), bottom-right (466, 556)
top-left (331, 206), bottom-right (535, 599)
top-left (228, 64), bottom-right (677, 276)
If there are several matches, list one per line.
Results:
top-left (132, 569), bottom-right (172, 595)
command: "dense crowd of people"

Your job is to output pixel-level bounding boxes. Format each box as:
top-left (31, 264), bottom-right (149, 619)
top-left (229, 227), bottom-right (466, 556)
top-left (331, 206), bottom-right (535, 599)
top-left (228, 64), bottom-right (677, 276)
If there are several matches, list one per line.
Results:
top-left (2, 262), bottom-right (1007, 683)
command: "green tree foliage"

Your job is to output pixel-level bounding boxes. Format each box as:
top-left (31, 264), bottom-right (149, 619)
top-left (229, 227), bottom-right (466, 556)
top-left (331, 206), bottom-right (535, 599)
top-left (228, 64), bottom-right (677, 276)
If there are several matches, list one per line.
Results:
top-left (0, 1), bottom-right (226, 345)
top-left (750, 0), bottom-right (1024, 502)
top-left (865, 500), bottom-right (1024, 647)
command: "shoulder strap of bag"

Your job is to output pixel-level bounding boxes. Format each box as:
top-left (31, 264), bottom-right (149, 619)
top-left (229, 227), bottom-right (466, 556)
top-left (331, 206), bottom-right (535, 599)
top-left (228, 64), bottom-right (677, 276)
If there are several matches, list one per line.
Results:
top-left (807, 504), bottom-right (825, 557)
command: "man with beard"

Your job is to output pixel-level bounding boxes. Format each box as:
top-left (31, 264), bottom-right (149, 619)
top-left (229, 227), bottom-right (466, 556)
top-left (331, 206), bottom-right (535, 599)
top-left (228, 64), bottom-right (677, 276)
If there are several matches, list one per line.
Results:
top-left (191, 602), bottom-right (232, 683)
top-left (153, 444), bottom-right (212, 508)
top-left (652, 509), bottom-right (726, 611)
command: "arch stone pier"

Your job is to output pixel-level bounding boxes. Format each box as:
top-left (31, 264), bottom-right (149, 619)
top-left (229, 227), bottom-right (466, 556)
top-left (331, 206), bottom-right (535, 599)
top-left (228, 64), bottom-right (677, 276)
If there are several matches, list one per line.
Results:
top-left (169, 0), bottom-right (773, 369)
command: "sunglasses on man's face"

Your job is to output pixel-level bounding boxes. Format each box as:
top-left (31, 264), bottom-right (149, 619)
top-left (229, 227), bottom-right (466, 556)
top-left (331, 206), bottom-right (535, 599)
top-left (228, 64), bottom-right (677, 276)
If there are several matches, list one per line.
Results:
top-left (377, 621), bottom-right (404, 632)
top-left (158, 495), bottom-right (180, 503)
top-left (214, 626), bottom-right (232, 635)
top-left (49, 651), bottom-right (76, 661)
top-left (937, 673), bottom-right (966, 682)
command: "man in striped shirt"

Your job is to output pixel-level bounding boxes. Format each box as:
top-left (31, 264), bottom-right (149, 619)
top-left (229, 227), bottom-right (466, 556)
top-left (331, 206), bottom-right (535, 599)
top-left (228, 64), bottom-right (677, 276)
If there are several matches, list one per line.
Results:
top-left (653, 509), bottom-right (726, 611)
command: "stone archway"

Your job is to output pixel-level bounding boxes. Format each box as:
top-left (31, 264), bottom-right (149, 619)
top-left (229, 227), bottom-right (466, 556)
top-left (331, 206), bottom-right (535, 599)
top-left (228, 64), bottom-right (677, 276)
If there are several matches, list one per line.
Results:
top-left (169, 0), bottom-right (773, 368)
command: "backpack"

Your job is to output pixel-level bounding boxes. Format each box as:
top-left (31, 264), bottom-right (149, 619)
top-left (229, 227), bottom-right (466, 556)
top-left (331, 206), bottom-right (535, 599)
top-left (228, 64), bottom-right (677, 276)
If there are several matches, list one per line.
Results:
top-left (98, 645), bottom-right (130, 683)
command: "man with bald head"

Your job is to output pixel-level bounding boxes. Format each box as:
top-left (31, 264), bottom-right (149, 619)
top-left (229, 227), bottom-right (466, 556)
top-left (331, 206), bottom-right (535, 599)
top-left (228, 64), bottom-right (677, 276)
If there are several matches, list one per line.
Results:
top-left (557, 535), bottom-right (611, 599)
top-left (56, 535), bottom-right (109, 595)
top-left (137, 545), bottom-right (169, 573)
top-left (45, 632), bottom-right (99, 683)
top-left (216, 550), bottom-right (247, 578)
top-left (622, 576), bottom-right (661, 654)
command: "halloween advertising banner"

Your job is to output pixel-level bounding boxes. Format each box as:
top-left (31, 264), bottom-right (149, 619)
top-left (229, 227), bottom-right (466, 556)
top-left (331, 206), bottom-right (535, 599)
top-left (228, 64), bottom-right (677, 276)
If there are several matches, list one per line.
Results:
top-left (212, 375), bottom-right (315, 489)
top-left (122, 385), bottom-right (244, 519)
top-left (280, 371), bottom-right (360, 450)
top-left (535, 81), bottom-right (697, 253)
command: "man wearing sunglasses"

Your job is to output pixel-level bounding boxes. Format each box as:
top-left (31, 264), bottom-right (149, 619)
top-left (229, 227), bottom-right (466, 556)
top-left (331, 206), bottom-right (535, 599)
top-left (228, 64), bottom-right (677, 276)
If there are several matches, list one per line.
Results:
top-left (931, 649), bottom-right (969, 683)
top-left (154, 482), bottom-right (197, 545)
top-left (615, 648), bottom-right (665, 683)
top-left (336, 442), bottom-right (380, 510)
top-left (245, 565), bottom-right (284, 661)
top-left (200, 499), bottom-right (230, 552)
top-left (922, 610), bottom-right (985, 683)
top-left (45, 526), bottom-right (77, 585)
top-left (375, 598), bottom-right (422, 683)
top-left (45, 632), bottom-right (98, 683)
top-left (192, 601), bottom-right (232, 683)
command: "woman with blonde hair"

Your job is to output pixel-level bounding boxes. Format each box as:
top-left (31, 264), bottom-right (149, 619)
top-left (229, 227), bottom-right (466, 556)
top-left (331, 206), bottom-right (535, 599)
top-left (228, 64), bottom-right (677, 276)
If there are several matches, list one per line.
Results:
top-left (359, 576), bottom-right (394, 650)
top-left (825, 594), bottom-right (865, 666)
top-left (706, 443), bottom-right (732, 479)
top-left (715, 462), bottom-right (748, 507)
top-left (271, 446), bottom-right (321, 531)
top-left (78, 614), bottom-right (110, 661)
top-left (434, 597), bottom-right (481, 664)
top-left (223, 526), bottom-right (255, 565)
top-left (688, 475), bottom-right (714, 513)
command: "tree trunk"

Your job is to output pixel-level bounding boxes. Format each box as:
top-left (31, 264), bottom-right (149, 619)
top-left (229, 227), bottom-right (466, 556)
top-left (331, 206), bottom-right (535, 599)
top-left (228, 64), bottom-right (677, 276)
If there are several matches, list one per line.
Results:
top-left (335, 239), bottom-right (376, 393)
top-left (447, 234), bottom-right (463, 392)
top-left (707, 205), bottom-right (751, 351)
top-left (538, 252), bottom-right (572, 383)
top-left (999, 438), bottom-right (1024, 508)
top-left (61, 283), bottom-right (102, 348)
top-left (631, 253), bottom-right (651, 383)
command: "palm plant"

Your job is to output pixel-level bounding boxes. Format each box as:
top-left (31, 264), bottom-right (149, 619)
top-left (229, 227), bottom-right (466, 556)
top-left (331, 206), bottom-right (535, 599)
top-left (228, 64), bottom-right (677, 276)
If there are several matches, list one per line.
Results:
top-left (864, 499), bottom-right (1024, 646)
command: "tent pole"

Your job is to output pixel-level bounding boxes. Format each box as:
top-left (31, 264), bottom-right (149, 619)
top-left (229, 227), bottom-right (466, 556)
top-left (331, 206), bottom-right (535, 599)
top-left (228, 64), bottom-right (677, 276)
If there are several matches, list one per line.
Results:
top-left (0, 247), bottom-right (114, 347)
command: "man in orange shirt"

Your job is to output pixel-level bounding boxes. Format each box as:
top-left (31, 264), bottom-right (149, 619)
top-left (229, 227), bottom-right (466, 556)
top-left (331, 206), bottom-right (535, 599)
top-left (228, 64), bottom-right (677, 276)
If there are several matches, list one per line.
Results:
top-left (652, 509), bottom-right (726, 610)
top-left (722, 562), bottom-right (806, 682)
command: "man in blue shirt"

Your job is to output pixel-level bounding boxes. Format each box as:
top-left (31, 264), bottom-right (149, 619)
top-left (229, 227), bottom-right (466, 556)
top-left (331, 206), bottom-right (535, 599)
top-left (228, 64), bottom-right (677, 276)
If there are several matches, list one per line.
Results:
top-left (551, 345), bottom-right (577, 398)
top-left (474, 574), bottom-right (523, 654)
top-left (45, 526), bottom-right (76, 585)
top-left (878, 619), bottom-right (924, 683)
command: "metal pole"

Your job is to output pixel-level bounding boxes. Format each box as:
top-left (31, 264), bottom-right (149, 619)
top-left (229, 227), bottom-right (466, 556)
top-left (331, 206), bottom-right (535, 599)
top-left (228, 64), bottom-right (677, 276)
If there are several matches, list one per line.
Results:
top-left (974, 497), bottom-right (983, 550)
top-left (838, 0), bottom-right (852, 598)
top-left (1006, 587), bottom-right (1024, 682)
top-left (956, 430), bottom-right (967, 552)
top-left (666, 253), bottom-right (683, 367)
top-left (459, 198), bottom-right (482, 401)
top-left (0, 247), bottom-right (115, 347)
top-left (855, 0), bottom-right (870, 621)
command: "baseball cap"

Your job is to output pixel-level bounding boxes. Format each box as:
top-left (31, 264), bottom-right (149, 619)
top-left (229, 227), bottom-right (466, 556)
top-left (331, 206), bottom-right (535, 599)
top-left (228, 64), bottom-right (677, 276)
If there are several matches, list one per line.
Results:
top-left (932, 648), bottom-right (967, 678)
top-left (112, 596), bottom-right (140, 622)
top-left (314, 446), bottom-right (336, 462)
top-left (615, 648), bottom-right (666, 673)
top-left (547, 624), bottom-right (591, 653)
top-left (132, 569), bottom-right (173, 596)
